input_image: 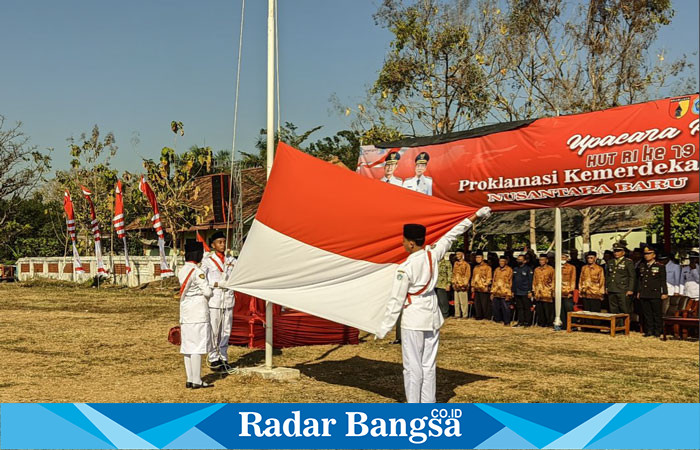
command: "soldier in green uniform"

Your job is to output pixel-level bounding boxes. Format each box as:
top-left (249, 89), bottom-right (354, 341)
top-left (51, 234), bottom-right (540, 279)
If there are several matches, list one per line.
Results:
top-left (605, 242), bottom-right (636, 326)
top-left (637, 247), bottom-right (668, 338)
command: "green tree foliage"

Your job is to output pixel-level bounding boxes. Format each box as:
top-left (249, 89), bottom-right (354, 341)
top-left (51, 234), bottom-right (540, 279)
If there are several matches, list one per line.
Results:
top-left (647, 204), bottom-right (700, 251)
top-left (53, 125), bottom-right (119, 254)
top-left (0, 194), bottom-right (65, 263)
top-left (141, 144), bottom-right (214, 247)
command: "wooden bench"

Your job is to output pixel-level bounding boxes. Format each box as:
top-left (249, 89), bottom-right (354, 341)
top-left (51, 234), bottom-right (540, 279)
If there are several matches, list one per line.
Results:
top-left (662, 317), bottom-right (699, 341)
top-left (567, 311), bottom-right (630, 336)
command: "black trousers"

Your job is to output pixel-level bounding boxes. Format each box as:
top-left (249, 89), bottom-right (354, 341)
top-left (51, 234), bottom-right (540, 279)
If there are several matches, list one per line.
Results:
top-left (514, 295), bottom-right (532, 326)
top-left (537, 301), bottom-right (554, 327)
top-left (435, 288), bottom-right (450, 319)
top-left (640, 297), bottom-right (663, 336)
top-left (559, 297), bottom-right (574, 327)
top-left (474, 292), bottom-right (491, 320)
top-left (492, 297), bottom-right (511, 324)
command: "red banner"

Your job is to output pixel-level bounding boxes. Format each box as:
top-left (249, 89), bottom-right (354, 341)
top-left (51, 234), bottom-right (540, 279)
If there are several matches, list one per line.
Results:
top-left (357, 95), bottom-right (699, 210)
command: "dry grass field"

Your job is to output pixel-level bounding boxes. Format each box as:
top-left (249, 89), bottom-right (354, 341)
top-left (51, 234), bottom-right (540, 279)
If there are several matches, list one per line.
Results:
top-left (0, 280), bottom-right (697, 403)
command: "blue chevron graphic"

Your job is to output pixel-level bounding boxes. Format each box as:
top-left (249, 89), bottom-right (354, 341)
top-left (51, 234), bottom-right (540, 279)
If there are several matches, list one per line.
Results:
top-left (138, 404), bottom-right (226, 448)
top-left (544, 403), bottom-right (625, 449)
top-left (41, 403), bottom-right (114, 446)
top-left (75, 404), bottom-right (157, 449)
top-left (585, 403), bottom-right (660, 445)
top-left (163, 426), bottom-right (226, 449)
top-left (475, 427), bottom-right (538, 449)
top-left (89, 403), bottom-right (214, 434)
top-left (586, 403), bottom-right (700, 449)
top-left (1, 403), bottom-right (114, 449)
top-left (476, 404), bottom-right (562, 448)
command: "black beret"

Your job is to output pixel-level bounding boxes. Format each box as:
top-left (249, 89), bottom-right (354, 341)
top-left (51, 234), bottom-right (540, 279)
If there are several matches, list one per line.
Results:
top-left (586, 251), bottom-right (597, 257)
top-left (403, 224), bottom-right (426, 241)
top-left (185, 241), bottom-right (203, 253)
top-left (185, 241), bottom-right (204, 262)
top-left (539, 254), bottom-right (549, 258)
top-left (209, 231), bottom-right (226, 244)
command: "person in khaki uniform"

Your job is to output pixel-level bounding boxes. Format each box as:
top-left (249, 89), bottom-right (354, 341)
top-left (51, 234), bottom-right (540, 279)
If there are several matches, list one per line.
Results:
top-left (451, 251), bottom-right (471, 318)
top-left (471, 252), bottom-right (493, 320)
top-left (580, 251), bottom-right (605, 312)
top-left (533, 254), bottom-right (555, 327)
top-left (556, 253), bottom-right (577, 330)
top-left (491, 256), bottom-right (514, 325)
top-left (435, 255), bottom-right (452, 319)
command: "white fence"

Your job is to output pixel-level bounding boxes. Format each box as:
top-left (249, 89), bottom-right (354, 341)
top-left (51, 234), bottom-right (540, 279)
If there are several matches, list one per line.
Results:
top-left (15, 255), bottom-right (185, 287)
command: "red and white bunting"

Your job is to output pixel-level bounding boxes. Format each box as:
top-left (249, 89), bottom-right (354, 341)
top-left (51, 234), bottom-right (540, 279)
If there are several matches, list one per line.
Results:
top-left (62, 190), bottom-right (84, 273)
top-left (81, 186), bottom-right (108, 277)
top-left (112, 180), bottom-right (131, 273)
top-left (138, 176), bottom-right (173, 277)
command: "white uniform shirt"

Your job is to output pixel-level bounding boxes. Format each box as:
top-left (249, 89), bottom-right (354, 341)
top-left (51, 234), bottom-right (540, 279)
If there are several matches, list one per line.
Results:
top-left (201, 252), bottom-right (237, 309)
top-left (178, 262), bottom-right (212, 324)
top-left (402, 175), bottom-right (433, 196)
top-left (380, 175), bottom-right (403, 186)
top-left (665, 260), bottom-right (682, 295)
top-left (680, 265), bottom-right (699, 299)
top-left (378, 218), bottom-right (472, 337)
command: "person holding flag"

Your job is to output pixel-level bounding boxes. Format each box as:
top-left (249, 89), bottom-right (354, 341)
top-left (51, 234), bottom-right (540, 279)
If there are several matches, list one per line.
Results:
top-left (376, 206), bottom-right (492, 403)
top-left (201, 231), bottom-right (237, 371)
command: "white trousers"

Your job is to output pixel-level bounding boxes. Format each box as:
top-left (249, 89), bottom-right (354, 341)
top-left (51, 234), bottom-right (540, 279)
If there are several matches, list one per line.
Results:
top-left (401, 328), bottom-right (440, 403)
top-left (208, 307), bottom-right (233, 363)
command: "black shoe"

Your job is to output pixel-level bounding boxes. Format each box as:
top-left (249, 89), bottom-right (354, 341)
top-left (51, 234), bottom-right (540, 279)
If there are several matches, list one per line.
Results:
top-left (208, 359), bottom-right (223, 370)
top-left (643, 333), bottom-right (652, 337)
top-left (191, 382), bottom-right (214, 389)
top-left (185, 382), bottom-right (193, 389)
top-left (390, 339), bottom-right (401, 344)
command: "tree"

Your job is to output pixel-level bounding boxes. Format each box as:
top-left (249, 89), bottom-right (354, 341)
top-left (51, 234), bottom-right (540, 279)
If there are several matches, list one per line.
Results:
top-left (367, 0), bottom-right (492, 136)
top-left (0, 115), bottom-right (52, 227)
top-left (141, 145), bottom-right (214, 248)
top-left (54, 125), bottom-right (119, 255)
top-left (647, 203), bottom-right (699, 252)
top-left (240, 122), bottom-right (323, 167)
top-left (0, 194), bottom-right (65, 263)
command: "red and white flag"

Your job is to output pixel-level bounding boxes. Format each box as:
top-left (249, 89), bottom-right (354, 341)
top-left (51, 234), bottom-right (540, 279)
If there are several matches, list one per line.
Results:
top-left (80, 186), bottom-right (108, 277)
top-left (223, 143), bottom-right (477, 334)
top-left (138, 176), bottom-right (173, 277)
top-left (112, 180), bottom-right (131, 274)
top-left (62, 190), bottom-right (84, 273)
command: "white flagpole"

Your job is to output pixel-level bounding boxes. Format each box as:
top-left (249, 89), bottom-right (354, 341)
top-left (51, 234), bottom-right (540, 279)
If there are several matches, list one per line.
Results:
top-left (553, 207), bottom-right (563, 329)
top-left (265, 0), bottom-right (275, 370)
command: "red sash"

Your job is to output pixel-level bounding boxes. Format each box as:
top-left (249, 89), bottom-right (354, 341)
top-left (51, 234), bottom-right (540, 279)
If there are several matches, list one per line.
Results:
top-left (404, 251), bottom-right (434, 308)
top-left (179, 268), bottom-right (196, 297)
top-left (210, 254), bottom-right (225, 273)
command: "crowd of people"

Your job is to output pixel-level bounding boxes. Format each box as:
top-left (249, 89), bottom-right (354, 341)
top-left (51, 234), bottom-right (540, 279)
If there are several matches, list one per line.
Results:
top-left (429, 243), bottom-right (699, 338)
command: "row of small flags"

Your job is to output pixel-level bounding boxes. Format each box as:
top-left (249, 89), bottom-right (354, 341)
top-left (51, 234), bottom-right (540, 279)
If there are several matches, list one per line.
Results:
top-left (61, 176), bottom-right (173, 278)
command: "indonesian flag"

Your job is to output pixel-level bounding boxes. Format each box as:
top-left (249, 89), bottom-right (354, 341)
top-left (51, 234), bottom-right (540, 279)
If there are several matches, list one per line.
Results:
top-left (222, 143), bottom-right (477, 334)
top-left (112, 180), bottom-right (131, 274)
top-left (80, 186), bottom-right (108, 277)
top-left (138, 176), bottom-right (173, 277)
top-left (62, 190), bottom-right (84, 273)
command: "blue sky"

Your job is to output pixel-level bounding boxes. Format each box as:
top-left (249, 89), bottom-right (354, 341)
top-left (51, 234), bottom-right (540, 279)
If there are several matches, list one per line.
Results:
top-left (1, 0), bottom-right (697, 174)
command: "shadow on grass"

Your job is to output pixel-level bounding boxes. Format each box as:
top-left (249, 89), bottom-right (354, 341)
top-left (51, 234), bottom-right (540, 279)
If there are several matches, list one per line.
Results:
top-left (294, 355), bottom-right (494, 402)
top-left (202, 349), bottom-right (284, 383)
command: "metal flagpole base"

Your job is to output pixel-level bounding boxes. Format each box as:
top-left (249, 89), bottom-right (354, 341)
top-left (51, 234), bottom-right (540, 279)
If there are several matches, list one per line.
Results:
top-left (236, 366), bottom-right (300, 381)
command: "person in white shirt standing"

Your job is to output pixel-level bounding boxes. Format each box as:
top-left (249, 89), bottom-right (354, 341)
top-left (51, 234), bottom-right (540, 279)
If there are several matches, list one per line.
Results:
top-left (680, 250), bottom-right (699, 310)
top-left (377, 206), bottom-right (492, 403)
top-left (379, 151), bottom-right (403, 186)
top-left (659, 253), bottom-right (682, 315)
top-left (402, 152), bottom-right (433, 196)
top-left (178, 241), bottom-right (214, 389)
top-left (201, 231), bottom-right (237, 371)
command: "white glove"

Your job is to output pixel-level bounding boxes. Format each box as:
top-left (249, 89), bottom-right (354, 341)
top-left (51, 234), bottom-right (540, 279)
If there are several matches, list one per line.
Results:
top-left (476, 206), bottom-right (492, 219)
